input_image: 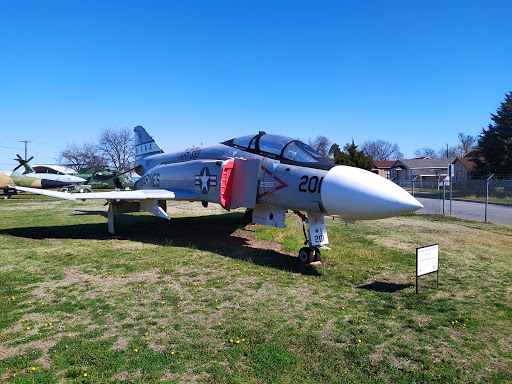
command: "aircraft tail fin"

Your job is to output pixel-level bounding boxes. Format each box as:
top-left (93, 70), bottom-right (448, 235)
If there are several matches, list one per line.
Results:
top-left (134, 126), bottom-right (164, 161)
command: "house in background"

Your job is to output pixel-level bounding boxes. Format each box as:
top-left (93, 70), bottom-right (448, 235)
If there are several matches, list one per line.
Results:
top-left (372, 161), bottom-right (395, 179)
top-left (390, 157), bottom-right (456, 182)
top-left (453, 157), bottom-right (476, 180)
top-left (453, 149), bottom-right (486, 180)
top-left (381, 148), bottom-right (486, 182)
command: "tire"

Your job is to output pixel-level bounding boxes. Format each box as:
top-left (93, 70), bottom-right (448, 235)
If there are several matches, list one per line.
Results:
top-left (243, 209), bottom-right (253, 226)
top-left (299, 247), bottom-right (314, 264)
top-left (314, 247), bottom-right (322, 262)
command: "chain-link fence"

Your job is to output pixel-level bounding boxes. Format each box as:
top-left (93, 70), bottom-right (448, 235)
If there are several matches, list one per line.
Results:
top-left (397, 179), bottom-right (512, 226)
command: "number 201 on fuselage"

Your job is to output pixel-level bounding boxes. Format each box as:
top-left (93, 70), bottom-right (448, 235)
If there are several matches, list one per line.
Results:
top-left (299, 176), bottom-right (324, 193)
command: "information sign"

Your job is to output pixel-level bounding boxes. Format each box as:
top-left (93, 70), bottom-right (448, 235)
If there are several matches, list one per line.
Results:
top-left (416, 244), bottom-right (439, 293)
top-left (417, 244), bottom-right (439, 276)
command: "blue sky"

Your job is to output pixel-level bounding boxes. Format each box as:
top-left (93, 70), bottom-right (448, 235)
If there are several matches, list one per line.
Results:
top-left (1, 0), bottom-right (511, 168)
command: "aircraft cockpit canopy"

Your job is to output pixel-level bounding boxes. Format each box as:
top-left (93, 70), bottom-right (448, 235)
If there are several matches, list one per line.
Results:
top-left (229, 133), bottom-right (328, 164)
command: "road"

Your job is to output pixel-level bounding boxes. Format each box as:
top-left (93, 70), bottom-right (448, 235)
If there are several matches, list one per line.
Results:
top-left (416, 197), bottom-right (512, 226)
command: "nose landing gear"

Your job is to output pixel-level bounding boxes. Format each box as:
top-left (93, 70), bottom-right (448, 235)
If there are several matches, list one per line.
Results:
top-left (294, 211), bottom-right (328, 265)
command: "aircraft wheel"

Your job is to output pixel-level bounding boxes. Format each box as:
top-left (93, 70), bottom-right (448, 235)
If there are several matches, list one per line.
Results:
top-left (299, 247), bottom-right (314, 264)
top-left (243, 209), bottom-right (253, 226)
top-left (314, 247), bottom-right (322, 262)
top-left (4, 195), bottom-right (12, 200)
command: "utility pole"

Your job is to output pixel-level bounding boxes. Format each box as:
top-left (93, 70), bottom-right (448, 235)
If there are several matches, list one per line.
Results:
top-left (20, 140), bottom-right (31, 160)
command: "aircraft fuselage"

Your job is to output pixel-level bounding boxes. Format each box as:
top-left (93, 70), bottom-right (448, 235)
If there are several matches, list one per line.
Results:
top-left (135, 141), bottom-right (331, 215)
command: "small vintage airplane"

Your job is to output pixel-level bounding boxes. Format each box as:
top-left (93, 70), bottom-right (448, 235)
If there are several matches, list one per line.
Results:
top-left (13, 126), bottom-right (422, 263)
top-left (1, 168), bottom-right (83, 199)
top-left (13, 153), bottom-right (87, 185)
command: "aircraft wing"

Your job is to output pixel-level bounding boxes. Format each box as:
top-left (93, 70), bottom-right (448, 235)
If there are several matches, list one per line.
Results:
top-left (12, 186), bottom-right (198, 201)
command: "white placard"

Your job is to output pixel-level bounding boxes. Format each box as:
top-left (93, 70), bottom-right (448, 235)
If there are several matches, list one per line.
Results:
top-left (416, 244), bottom-right (439, 276)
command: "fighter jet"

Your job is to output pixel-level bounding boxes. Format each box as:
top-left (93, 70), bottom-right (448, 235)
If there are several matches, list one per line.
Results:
top-left (14, 126), bottom-right (422, 263)
top-left (1, 170), bottom-right (76, 199)
top-left (13, 153), bottom-right (87, 185)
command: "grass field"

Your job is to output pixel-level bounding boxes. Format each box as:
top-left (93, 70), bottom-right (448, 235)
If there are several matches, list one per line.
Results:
top-left (0, 196), bottom-right (511, 383)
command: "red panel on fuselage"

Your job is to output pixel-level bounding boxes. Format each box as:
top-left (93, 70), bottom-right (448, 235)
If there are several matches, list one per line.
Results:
top-left (220, 160), bottom-right (234, 208)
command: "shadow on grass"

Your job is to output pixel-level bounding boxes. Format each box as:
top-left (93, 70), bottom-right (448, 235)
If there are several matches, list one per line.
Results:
top-left (0, 211), bottom-right (320, 276)
top-left (358, 281), bottom-right (413, 293)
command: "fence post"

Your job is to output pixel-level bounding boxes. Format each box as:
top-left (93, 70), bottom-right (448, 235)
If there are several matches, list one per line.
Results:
top-left (412, 176), bottom-right (418, 197)
top-left (449, 165), bottom-right (454, 216)
top-left (485, 174), bottom-right (494, 223)
top-left (442, 180), bottom-right (445, 216)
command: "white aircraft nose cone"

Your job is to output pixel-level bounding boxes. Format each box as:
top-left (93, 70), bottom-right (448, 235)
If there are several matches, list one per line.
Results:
top-left (321, 166), bottom-right (423, 220)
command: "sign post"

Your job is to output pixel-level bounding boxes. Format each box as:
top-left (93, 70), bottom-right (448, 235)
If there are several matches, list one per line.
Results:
top-left (416, 244), bottom-right (439, 294)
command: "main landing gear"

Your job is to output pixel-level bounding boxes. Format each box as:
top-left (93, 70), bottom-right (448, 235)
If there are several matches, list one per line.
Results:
top-left (294, 211), bottom-right (328, 265)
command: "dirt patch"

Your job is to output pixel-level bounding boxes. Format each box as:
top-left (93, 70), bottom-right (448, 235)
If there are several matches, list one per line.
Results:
top-left (231, 225), bottom-right (294, 256)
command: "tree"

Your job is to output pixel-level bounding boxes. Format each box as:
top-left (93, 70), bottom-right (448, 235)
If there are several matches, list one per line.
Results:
top-left (361, 139), bottom-right (403, 161)
top-left (437, 133), bottom-right (476, 158)
top-left (332, 140), bottom-right (373, 170)
top-left (59, 127), bottom-right (135, 171)
top-left (436, 145), bottom-right (458, 158)
top-left (456, 133), bottom-right (476, 156)
top-left (474, 91), bottom-right (512, 175)
top-left (307, 136), bottom-right (331, 159)
top-left (329, 143), bottom-right (341, 158)
top-left (413, 147), bottom-right (438, 158)
top-left (97, 128), bottom-right (135, 171)
top-left (59, 142), bottom-right (108, 171)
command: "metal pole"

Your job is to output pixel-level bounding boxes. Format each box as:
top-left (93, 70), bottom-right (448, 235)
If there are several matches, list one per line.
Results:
top-left (449, 165), bottom-right (453, 216)
top-left (416, 249), bottom-right (419, 294)
top-left (449, 180), bottom-right (452, 216)
top-left (20, 140), bottom-right (31, 160)
top-left (443, 181), bottom-right (445, 216)
top-left (485, 174), bottom-right (494, 222)
top-left (412, 176), bottom-right (418, 197)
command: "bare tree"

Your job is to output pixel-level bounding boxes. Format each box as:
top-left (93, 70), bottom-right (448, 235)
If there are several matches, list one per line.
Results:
top-left (437, 145), bottom-right (458, 158)
top-left (413, 147), bottom-right (438, 158)
top-left (456, 133), bottom-right (476, 157)
top-left (361, 139), bottom-right (403, 161)
top-left (307, 136), bottom-right (331, 159)
top-left (97, 128), bottom-right (134, 171)
top-left (59, 142), bottom-right (107, 171)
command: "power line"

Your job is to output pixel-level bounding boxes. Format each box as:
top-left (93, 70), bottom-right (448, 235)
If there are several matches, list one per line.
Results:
top-left (0, 145), bottom-right (22, 149)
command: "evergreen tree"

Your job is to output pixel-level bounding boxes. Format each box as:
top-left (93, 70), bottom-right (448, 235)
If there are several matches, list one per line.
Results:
top-left (474, 91), bottom-right (512, 176)
top-left (332, 140), bottom-right (374, 170)
top-left (328, 143), bottom-right (341, 159)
